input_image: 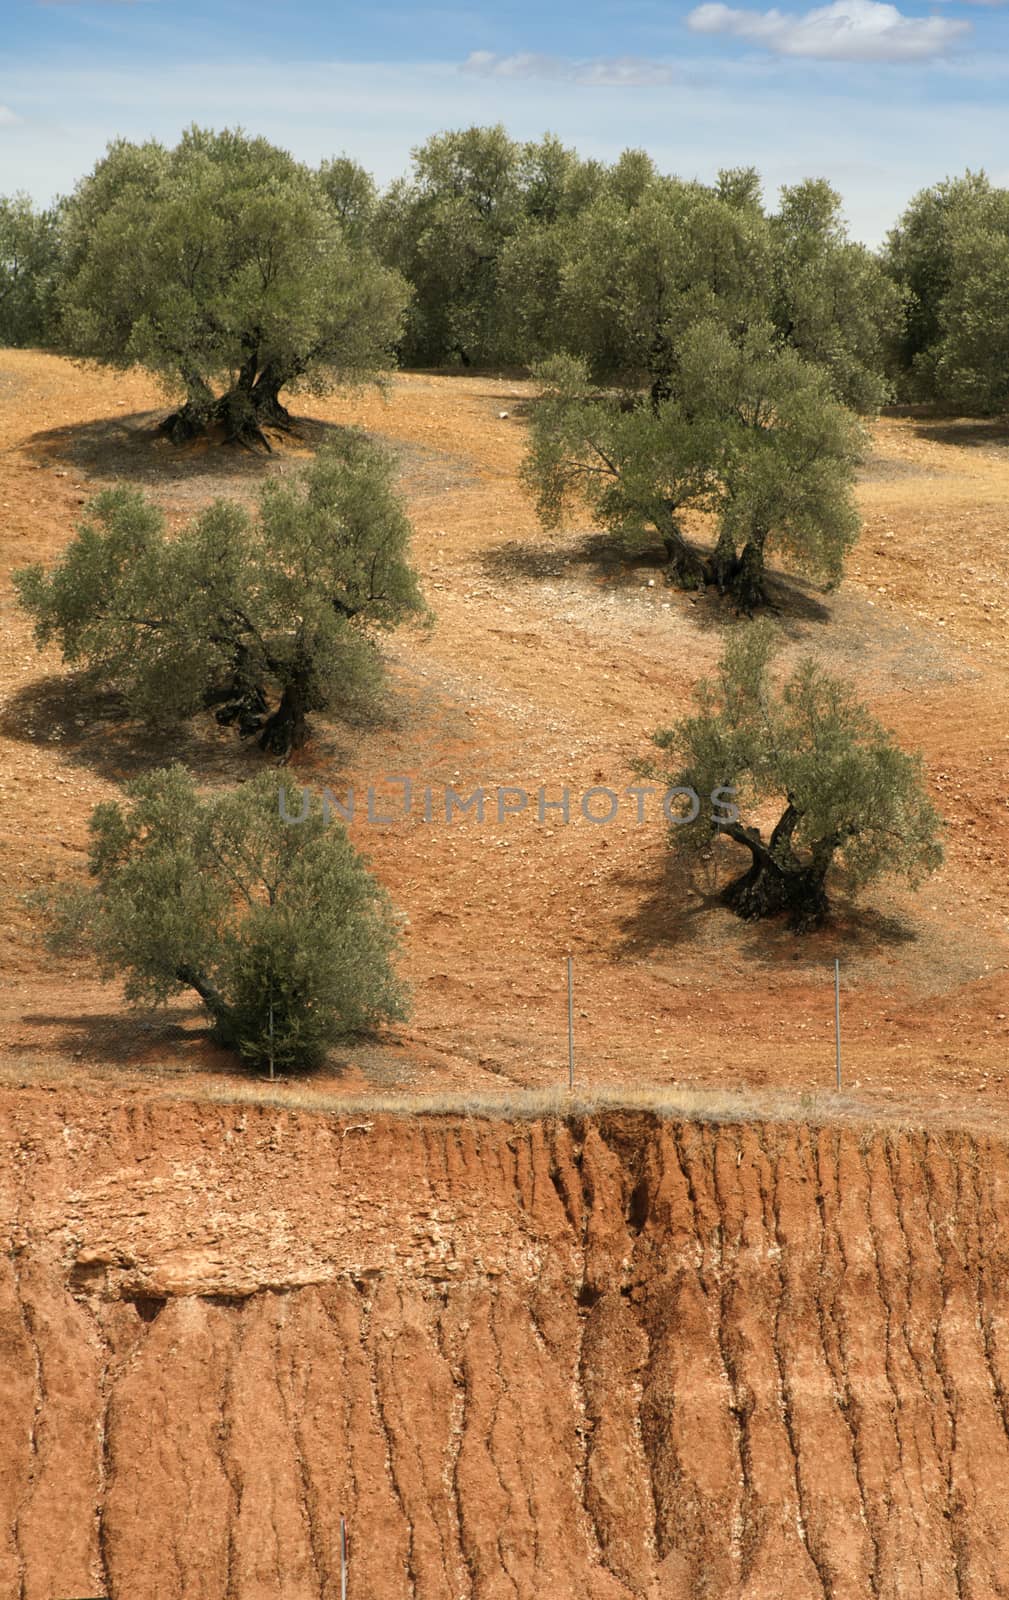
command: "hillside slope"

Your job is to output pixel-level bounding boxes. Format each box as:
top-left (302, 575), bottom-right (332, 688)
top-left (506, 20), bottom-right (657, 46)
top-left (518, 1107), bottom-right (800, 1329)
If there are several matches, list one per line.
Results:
top-left (2, 354), bottom-right (1009, 1108)
top-left (4, 1094), bottom-right (1009, 1598)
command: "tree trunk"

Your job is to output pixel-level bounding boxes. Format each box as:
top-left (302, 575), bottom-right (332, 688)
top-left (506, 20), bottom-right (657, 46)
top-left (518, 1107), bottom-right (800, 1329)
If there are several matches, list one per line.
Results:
top-left (706, 527), bottom-right (739, 594)
top-left (652, 503), bottom-right (707, 591)
top-left (722, 853), bottom-right (830, 931)
top-left (160, 350), bottom-right (287, 451)
top-left (176, 963), bottom-right (240, 1046)
top-left (256, 675), bottom-right (312, 759)
top-left (161, 386), bottom-right (273, 450)
top-left (206, 682), bottom-right (269, 739)
top-left (717, 812), bottom-right (834, 931)
top-left (249, 363), bottom-right (295, 430)
top-left (723, 537), bottom-right (767, 614)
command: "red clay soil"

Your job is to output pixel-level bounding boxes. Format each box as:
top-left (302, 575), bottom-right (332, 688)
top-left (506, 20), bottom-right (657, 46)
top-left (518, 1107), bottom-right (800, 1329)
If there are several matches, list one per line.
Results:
top-left (4, 357), bottom-right (1009, 1598)
top-left (3, 1091), bottom-right (1009, 1600)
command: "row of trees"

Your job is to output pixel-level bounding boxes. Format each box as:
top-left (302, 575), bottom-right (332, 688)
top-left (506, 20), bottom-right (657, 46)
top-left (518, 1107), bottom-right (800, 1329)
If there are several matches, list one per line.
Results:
top-left (23, 438), bottom-right (424, 1070)
top-left (3, 127), bottom-right (1007, 414)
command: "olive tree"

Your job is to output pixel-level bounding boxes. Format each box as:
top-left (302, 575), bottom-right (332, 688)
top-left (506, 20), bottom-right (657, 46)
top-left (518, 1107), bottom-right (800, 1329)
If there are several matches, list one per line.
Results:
top-left (770, 178), bottom-right (902, 414)
top-left (638, 622), bottom-right (943, 930)
top-left (522, 323), bottom-right (863, 608)
top-left (375, 126), bottom-right (601, 367)
top-left (15, 433), bottom-right (428, 756)
top-left (884, 170), bottom-right (994, 398)
top-left (555, 175), bottom-right (774, 407)
top-left (0, 193), bottom-right (60, 347)
top-left (56, 127), bottom-right (408, 447)
top-left (45, 766), bottom-right (408, 1071)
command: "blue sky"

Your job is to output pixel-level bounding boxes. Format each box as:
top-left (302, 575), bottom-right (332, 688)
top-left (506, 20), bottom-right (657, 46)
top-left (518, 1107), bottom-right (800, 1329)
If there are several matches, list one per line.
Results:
top-left (2, 0), bottom-right (1008, 244)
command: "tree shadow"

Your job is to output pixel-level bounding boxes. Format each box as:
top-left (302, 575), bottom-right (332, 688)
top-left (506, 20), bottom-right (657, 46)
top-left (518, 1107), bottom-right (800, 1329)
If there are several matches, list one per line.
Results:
top-left (914, 420), bottom-right (1009, 453)
top-left (615, 842), bottom-right (919, 967)
top-left (882, 404), bottom-right (1009, 452)
top-left (478, 529), bottom-right (833, 629)
top-left (733, 895), bottom-right (919, 970)
top-left (22, 407), bottom-right (307, 489)
top-left (22, 406), bottom-right (478, 499)
top-left (0, 671), bottom-right (362, 787)
top-left (16, 1001), bottom-right (371, 1081)
top-left (614, 849), bottom-right (733, 956)
top-left (16, 1007), bottom-right (209, 1067)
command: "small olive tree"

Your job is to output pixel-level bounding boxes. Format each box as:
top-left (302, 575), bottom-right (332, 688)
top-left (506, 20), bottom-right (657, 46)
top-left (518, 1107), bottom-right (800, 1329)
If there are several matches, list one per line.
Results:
top-left (45, 766), bottom-right (409, 1071)
top-left (15, 433), bottom-right (428, 756)
top-left (638, 622), bottom-right (943, 930)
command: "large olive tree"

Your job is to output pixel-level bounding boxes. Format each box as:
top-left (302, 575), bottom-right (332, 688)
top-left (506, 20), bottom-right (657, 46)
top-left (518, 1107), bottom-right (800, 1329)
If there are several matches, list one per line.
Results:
top-left (45, 766), bottom-right (408, 1072)
top-left (57, 127), bottom-right (408, 447)
top-left (522, 323), bottom-right (863, 609)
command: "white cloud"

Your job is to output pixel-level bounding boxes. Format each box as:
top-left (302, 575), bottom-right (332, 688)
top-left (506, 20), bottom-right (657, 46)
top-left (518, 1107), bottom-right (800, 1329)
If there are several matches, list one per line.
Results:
top-left (462, 51), bottom-right (679, 87)
top-left (0, 106), bottom-right (20, 126)
top-left (9, 55), bottom-right (1009, 246)
top-left (687, 0), bottom-right (970, 60)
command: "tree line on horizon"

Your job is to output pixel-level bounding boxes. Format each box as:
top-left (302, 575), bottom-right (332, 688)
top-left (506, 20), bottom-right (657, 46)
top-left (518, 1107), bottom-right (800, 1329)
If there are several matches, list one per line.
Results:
top-left (2, 127), bottom-right (1008, 414)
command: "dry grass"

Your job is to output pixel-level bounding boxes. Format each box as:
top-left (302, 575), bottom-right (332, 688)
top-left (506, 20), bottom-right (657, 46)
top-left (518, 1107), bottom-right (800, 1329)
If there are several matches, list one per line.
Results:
top-left (0, 1053), bottom-right (987, 1138)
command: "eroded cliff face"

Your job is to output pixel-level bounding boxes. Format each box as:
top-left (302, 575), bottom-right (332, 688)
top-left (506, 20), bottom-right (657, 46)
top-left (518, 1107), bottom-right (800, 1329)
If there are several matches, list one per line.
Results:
top-left (2, 1096), bottom-right (1009, 1600)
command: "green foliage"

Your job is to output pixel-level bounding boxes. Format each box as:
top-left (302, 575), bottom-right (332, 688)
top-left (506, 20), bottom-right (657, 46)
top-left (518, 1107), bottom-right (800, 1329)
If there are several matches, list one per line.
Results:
top-left (682, 322), bottom-right (864, 589)
top-left (46, 765), bottom-right (408, 1070)
top-left (375, 124), bottom-right (525, 366)
top-left (926, 189), bottom-right (1009, 415)
top-left (639, 620), bottom-right (943, 910)
top-left (0, 193), bottom-right (61, 347)
top-left (555, 176), bottom-right (774, 401)
top-left (550, 168), bottom-right (894, 413)
top-left (522, 323), bottom-right (863, 603)
top-left (56, 126), bottom-right (408, 438)
top-left (317, 155), bottom-right (379, 246)
top-left (884, 170), bottom-right (1009, 408)
top-left (770, 179), bottom-right (902, 413)
top-left (375, 126), bottom-right (606, 367)
top-left (14, 433), bottom-right (428, 754)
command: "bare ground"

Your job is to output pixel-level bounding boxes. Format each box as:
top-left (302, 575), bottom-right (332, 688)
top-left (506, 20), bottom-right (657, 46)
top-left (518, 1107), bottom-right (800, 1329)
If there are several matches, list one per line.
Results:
top-left (2, 354), bottom-right (1008, 1113)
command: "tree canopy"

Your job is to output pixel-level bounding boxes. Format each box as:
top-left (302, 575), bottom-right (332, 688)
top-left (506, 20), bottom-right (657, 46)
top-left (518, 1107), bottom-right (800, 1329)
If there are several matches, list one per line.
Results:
top-left (522, 322), bottom-right (864, 608)
top-left (0, 193), bottom-right (60, 347)
top-left (22, 128), bottom-right (1009, 418)
top-left (637, 622), bottom-right (943, 930)
top-left (15, 432), bottom-right (428, 756)
top-left (885, 169), bottom-right (1009, 412)
top-left (372, 131), bottom-right (898, 416)
top-left (55, 126), bottom-right (408, 445)
top-left (45, 765), bottom-right (408, 1071)
top-left (374, 125), bottom-right (602, 368)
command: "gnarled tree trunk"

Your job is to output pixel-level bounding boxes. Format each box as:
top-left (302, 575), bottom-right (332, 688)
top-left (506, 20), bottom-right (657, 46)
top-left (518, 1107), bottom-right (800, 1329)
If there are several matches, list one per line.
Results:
top-left (256, 670), bottom-right (316, 760)
top-left (726, 537), bottom-right (767, 614)
top-left (653, 503), bottom-right (708, 591)
top-left (175, 963), bottom-right (240, 1047)
top-left (717, 806), bottom-right (836, 932)
top-left (249, 362), bottom-right (296, 430)
top-left (702, 529), bottom-right (769, 613)
top-left (160, 352), bottom-right (296, 451)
